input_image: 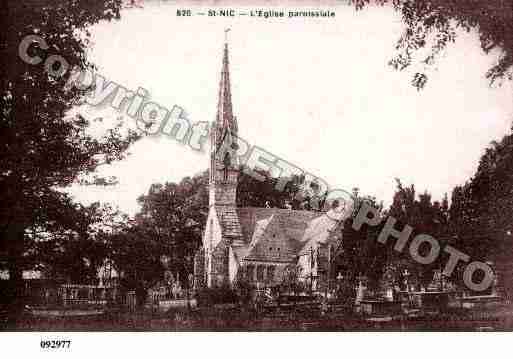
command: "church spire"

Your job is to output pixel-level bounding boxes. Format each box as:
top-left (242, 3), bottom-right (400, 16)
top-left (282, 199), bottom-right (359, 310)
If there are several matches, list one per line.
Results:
top-left (209, 31), bottom-right (239, 207)
top-left (216, 30), bottom-right (237, 137)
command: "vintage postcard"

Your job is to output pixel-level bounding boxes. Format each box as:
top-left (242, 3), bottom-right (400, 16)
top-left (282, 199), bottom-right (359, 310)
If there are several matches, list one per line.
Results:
top-left (2, 0), bottom-right (513, 349)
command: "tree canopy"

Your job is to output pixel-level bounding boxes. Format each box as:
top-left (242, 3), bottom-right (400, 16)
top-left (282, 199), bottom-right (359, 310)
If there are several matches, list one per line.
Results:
top-left (353, 0), bottom-right (513, 88)
top-left (448, 126), bottom-right (513, 295)
top-left (1, 0), bottom-right (138, 316)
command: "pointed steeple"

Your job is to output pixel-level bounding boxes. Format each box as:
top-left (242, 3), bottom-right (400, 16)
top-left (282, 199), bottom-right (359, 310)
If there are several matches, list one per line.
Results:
top-left (209, 33), bottom-right (240, 208)
top-left (216, 33), bottom-right (237, 141)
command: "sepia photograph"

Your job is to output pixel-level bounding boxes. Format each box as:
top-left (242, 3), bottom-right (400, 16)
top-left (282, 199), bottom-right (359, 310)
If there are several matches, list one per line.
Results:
top-left (2, 0), bottom-right (513, 348)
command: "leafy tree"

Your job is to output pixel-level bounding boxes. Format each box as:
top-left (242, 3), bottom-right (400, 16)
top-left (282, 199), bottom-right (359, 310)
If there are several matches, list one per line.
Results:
top-left (106, 226), bottom-right (165, 306)
top-left (1, 0), bottom-right (138, 318)
top-left (237, 167), bottom-right (308, 210)
top-left (450, 131), bottom-right (513, 258)
top-left (386, 179), bottom-right (450, 289)
top-left (335, 188), bottom-right (387, 295)
top-left (352, 0), bottom-right (513, 88)
top-left (335, 182), bottom-right (450, 297)
top-left (134, 173), bottom-right (209, 282)
top-left (449, 127), bottom-right (513, 296)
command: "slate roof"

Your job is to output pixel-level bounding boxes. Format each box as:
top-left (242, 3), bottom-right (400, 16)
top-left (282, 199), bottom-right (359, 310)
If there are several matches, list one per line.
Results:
top-left (216, 205), bottom-right (243, 240)
top-left (220, 207), bottom-right (339, 264)
top-left (236, 207), bottom-right (322, 245)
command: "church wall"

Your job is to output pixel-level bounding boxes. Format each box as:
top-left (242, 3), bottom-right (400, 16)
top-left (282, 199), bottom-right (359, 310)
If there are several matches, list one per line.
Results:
top-left (297, 242), bottom-right (333, 292)
top-left (241, 260), bottom-right (291, 287)
top-left (210, 170), bottom-right (238, 205)
top-left (214, 185), bottom-right (237, 205)
top-left (249, 232), bottom-right (298, 263)
top-left (297, 254), bottom-right (312, 281)
top-left (228, 247), bottom-right (240, 284)
top-left (210, 240), bottom-right (230, 287)
top-left (203, 206), bottom-right (228, 287)
top-left (203, 206), bottom-right (223, 250)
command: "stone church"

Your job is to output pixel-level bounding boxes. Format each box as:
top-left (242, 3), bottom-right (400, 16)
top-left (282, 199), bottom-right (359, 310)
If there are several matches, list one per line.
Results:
top-left (193, 41), bottom-right (352, 291)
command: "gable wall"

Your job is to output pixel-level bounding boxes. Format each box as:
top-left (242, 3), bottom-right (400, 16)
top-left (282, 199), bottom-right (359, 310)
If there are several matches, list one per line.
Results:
top-left (228, 247), bottom-right (240, 283)
top-left (203, 206), bottom-right (229, 287)
top-left (203, 206), bottom-right (223, 251)
top-left (247, 231), bottom-right (298, 263)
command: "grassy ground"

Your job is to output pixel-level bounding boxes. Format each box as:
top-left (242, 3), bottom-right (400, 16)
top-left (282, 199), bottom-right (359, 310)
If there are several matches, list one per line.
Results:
top-left (5, 301), bottom-right (513, 331)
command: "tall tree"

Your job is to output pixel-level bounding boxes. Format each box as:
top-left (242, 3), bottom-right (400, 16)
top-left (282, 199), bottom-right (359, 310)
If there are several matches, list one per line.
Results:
top-left (24, 202), bottom-right (127, 285)
top-left (237, 168), bottom-right (306, 209)
top-left (386, 179), bottom-right (450, 289)
top-left (1, 1), bottom-right (138, 317)
top-left (106, 226), bottom-right (165, 306)
top-left (333, 188), bottom-right (387, 296)
top-left (134, 173), bottom-right (209, 281)
top-left (449, 127), bottom-right (513, 296)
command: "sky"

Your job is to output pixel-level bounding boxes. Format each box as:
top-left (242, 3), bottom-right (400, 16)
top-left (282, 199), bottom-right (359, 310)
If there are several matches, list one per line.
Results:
top-left (67, 2), bottom-right (513, 216)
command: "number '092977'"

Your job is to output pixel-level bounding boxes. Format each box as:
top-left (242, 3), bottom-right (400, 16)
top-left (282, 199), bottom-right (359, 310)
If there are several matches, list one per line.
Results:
top-left (40, 340), bottom-right (71, 349)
